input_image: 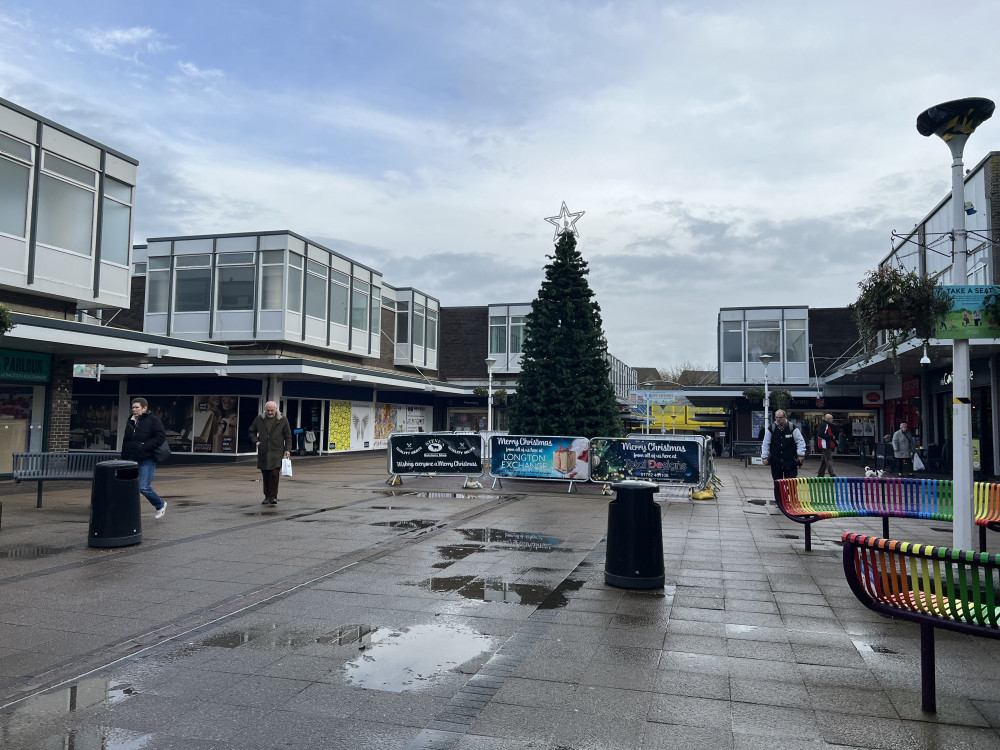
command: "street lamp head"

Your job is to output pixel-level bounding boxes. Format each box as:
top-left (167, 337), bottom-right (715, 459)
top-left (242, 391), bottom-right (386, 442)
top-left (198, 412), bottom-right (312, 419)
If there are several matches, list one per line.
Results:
top-left (917, 97), bottom-right (994, 142)
top-left (758, 354), bottom-right (772, 367)
top-left (485, 356), bottom-right (496, 370)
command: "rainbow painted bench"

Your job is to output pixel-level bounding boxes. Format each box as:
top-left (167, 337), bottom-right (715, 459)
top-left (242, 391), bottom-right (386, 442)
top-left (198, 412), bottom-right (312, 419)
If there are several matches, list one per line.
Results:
top-left (775, 477), bottom-right (1000, 551)
top-left (842, 533), bottom-right (1000, 712)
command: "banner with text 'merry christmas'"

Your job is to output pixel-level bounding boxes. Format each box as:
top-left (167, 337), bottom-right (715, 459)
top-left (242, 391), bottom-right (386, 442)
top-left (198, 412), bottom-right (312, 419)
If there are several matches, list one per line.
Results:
top-left (590, 437), bottom-right (702, 484)
top-left (488, 435), bottom-right (590, 481)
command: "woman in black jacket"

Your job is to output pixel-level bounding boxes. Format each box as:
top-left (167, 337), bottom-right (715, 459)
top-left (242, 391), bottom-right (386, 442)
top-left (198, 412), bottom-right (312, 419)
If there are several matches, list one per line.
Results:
top-left (121, 397), bottom-right (168, 518)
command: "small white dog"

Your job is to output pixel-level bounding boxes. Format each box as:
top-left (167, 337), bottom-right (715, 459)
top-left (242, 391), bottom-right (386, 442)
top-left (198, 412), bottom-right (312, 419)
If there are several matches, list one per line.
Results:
top-left (864, 466), bottom-right (885, 478)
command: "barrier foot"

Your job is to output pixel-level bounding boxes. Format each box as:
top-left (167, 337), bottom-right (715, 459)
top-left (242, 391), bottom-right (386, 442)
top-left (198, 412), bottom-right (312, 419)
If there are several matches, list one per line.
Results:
top-left (491, 476), bottom-right (502, 490)
top-left (921, 623), bottom-right (937, 713)
top-left (463, 476), bottom-right (484, 489)
top-left (601, 483), bottom-right (613, 496)
top-left (567, 480), bottom-right (576, 494)
top-left (386, 475), bottom-right (402, 486)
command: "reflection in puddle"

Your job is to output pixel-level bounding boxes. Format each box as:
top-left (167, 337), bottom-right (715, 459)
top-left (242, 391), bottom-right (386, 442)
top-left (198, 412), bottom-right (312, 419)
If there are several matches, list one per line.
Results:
top-left (0, 545), bottom-right (74, 559)
top-left (197, 624), bottom-right (378, 649)
top-left (747, 498), bottom-right (766, 506)
top-left (854, 640), bottom-right (902, 655)
top-left (456, 528), bottom-right (562, 549)
top-left (412, 575), bottom-right (584, 608)
top-left (345, 622), bottom-right (492, 692)
top-left (47, 727), bottom-right (153, 750)
top-left (435, 544), bottom-right (483, 561)
top-left (371, 519), bottom-right (440, 531)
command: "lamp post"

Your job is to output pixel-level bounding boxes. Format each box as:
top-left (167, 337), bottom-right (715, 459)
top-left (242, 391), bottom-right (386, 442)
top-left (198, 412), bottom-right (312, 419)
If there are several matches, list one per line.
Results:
top-left (759, 354), bottom-right (772, 429)
top-left (670, 413), bottom-right (676, 434)
top-left (485, 357), bottom-right (496, 432)
top-left (918, 97), bottom-right (995, 551)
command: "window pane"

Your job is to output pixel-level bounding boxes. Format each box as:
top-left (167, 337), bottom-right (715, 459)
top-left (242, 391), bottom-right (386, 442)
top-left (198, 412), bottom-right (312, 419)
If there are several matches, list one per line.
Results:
top-left (331, 269), bottom-right (349, 285)
top-left (175, 268), bottom-right (211, 312)
top-left (396, 312), bottom-right (409, 344)
top-left (352, 291), bottom-right (369, 331)
top-left (287, 265), bottom-right (302, 313)
top-left (104, 177), bottom-right (131, 203)
top-left (785, 321), bottom-right (807, 362)
top-left (147, 272), bottom-right (168, 313)
top-left (371, 293), bottom-right (381, 336)
top-left (44, 153), bottom-right (96, 186)
top-left (308, 260), bottom-right (326, 276)
top-left (489, 316), bottom-right (506, 355)
top-left (722, 321), bottom-right (742, 363)
top-left (100, 196), bottom-right (130, 265)
top-left (305, 272), bottom-right (326, 318)
top-left (148, 256), bottom-right (170, 270)
top-left (0, 133), bottom-right (31, 162)
top-left (288, 253), bottom-right (303, 269)
top-left (747, 320), bottom-right (781, 363)
top-left (175, 254), bottom-right (210, 267)
top-left (330, 281), bottom-right (348, 325)
top-left (261, 249), bottom-right (284, 264)
top-left (218, 266), bottom-right (255, 310)
top-left (412, 305), bottom-right (424, 346)
top-left (509, 318), bottom-right (524, 354)
top-left (425, 312), bottom-right (435, 349)
top-left (0, 158), bottom-right (29, 237)
top-left (37, 174), bottom-right (94, 255)
top-left (217, 252), bottom-right (254, 265)
top-left (261, 265), bottom-right (283, 309)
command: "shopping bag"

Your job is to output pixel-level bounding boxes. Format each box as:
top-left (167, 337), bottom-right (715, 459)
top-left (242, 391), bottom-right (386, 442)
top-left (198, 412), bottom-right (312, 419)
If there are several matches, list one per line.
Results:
top-left (281, 457), bottom-right (293, 477)
top-left (153, 440), bottom-right (171, 463)
top-left (912, 453), bottom-right (925, 472)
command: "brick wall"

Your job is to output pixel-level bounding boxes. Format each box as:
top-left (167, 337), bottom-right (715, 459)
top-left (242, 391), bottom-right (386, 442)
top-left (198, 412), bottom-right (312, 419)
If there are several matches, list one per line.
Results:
top-left (439, 307), bottom-right (488, 379)
top-left (47, 357), bottom-right (74, 451)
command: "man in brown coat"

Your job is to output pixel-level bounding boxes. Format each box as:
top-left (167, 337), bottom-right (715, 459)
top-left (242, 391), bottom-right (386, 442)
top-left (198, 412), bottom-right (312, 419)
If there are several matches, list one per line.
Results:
top-left (248, 401), bottom-right (292, 505)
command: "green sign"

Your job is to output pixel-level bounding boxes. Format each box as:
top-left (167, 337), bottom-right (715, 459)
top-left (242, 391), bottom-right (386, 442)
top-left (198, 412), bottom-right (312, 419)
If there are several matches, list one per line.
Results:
top-left (0, 348), bottom-right (51, 383)
top-left (936, 285), bottom-right (1000, 339)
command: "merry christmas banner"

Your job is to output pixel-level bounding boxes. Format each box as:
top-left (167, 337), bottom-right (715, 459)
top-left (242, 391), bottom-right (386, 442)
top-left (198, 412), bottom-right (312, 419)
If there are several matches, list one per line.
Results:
top-left (488, 435), bottom-right (590, 481)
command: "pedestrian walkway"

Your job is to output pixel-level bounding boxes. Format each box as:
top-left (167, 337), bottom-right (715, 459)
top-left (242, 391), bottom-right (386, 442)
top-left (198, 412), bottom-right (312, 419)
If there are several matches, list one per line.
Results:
top-left (0, 454), bottom-right (998, 748)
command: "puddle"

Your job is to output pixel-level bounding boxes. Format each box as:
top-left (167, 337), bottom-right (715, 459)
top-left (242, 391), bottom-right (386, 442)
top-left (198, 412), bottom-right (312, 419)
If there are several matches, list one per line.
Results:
top-left (456, 528), bottom-right (563, 549)
top-left (412, 575), bottom-right (585, 608)
top-left (371, 519), bottom-right (440, 531)
top-left (344, 621), bottom-right (492, 692)
top-left (316, 625), bottom-right (379, 646)
top-left (854, 641), bottom-right (901, 655)
top-left (196, 624), bottom-right (379, 649)
top-left (370, 505), bottom-right (412, 510)
top-left (747, 498), bottom-right (766, 506)
top-left (0, 678), bottom-right (136, 730)
top-left (169, 500), bottom-right (205, 508)
top-left (775, 533), bottom-right (800, 539)
top-left (48, 728), bottom-right (154, 749)
top-left (435, 544), bottom-right (484, 561)
top-left (0, 545), bottom-right (75, 559)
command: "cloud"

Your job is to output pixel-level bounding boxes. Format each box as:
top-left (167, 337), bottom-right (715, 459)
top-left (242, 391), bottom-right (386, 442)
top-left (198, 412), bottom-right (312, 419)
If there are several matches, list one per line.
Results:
top-left (78, 26), bottom-right (166, 59)
top-left (176, 61), bottom-right (225, 80)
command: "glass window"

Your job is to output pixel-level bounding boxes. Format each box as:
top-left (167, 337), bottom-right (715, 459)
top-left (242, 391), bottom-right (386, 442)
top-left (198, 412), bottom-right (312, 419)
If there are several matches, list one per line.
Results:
top-left (133, 262), bottom-right (147, 275)
top-left (330, 278), bottom-right (349, 325)
top-left (352, 281), bottom-right (370, 331)
top-left (218, 252), bottom-right (255, 265)
top-left (0, 133), bottom-right (32, 162)
top-left (785, 320), bottom-right (807, 363)
top-left (0, 157), bottom-right (29, 237)
top-left (43, 153), bottom-right (96, 186)
top-left (747, 320), bottom-right (781, 362)
top-left (425, 307), bottom-right (436, 350)
top-left (722, 321), bottom-right (743, 363)
top-left (148, 256), bottom-right (170, 270)
top-left (147, 270), bottom-right (168, 313)
top-left (99, 196), bottom-right (130, 265)
top-left (175, 268), bottom-right (211, 312)
top-left (288, 264), bottom-right (302, 313)
top-left (509, 315), bottom-right (524, 354)
top-left (104, 177), bottom-right (131, 203)
top-left (261, 265), bottom-right (283, 309)
top-left (36, 173), bottom-right (94, 255)
top-left (218, 265), bottom-right (255, 310)
top-left (489, 315), bottom-right (507, 355)
top-left (396, 301), bottom-right (409, 344)
top-left (175, 254), bottom-right (210, 267)
top-left (305, 268), bottom-right (326, 319)
top-left (413, 303), bottom-right (425, 346)
top-left (261, 249), bottom-right (284, 264)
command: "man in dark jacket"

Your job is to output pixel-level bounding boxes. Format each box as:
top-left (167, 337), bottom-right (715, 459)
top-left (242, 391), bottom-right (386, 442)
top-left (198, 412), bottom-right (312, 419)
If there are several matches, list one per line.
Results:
top-left (761, 410), bottom-right (806, 504)
top-left (817, 413), bottom-right (838, 477)
top-left (249, 401), bottom-right (292, 505)
top-left (121, 397), bottom-right (168, 518)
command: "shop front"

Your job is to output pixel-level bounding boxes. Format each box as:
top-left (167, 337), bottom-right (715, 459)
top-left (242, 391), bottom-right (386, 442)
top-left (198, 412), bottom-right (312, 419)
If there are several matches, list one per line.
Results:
top-left (0, 347), bottom-right (49, 471)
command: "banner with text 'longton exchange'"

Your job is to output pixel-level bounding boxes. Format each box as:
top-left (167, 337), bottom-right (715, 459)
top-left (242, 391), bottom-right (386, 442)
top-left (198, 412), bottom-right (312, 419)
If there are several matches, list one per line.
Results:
top-left (488, 435), bottom-right (590, 481)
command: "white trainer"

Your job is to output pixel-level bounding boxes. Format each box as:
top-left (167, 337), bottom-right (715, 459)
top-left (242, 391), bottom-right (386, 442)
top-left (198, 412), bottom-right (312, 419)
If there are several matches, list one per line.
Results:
top-left (155, 502), bottom-right (167, 519)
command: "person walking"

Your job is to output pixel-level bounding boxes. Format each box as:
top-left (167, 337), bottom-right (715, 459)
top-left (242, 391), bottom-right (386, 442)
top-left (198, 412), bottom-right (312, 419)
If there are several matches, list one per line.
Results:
top-left (761, 409), bottom-right (806, 504)
top-left (249, 401), bottom-right (292, 505)
top-left (892, 422), bottom-right (916, 476)
top-left (816, 413), bottom-right (838, 477)
top-left (121, 397), bottom-right (168, 519)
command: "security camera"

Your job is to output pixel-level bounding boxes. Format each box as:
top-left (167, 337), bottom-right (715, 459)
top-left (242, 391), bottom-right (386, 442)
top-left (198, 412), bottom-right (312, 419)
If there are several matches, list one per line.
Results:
top-left (965, 201), bottom-right (977, 215)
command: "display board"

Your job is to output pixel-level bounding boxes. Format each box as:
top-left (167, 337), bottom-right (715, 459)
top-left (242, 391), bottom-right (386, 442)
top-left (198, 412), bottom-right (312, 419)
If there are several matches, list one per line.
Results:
top-left (590, 435), bottom-right (706, 486)
top-left (488, 435), bottom-right (590, 481)
top-left (387, 433), bottom-right (484, 475)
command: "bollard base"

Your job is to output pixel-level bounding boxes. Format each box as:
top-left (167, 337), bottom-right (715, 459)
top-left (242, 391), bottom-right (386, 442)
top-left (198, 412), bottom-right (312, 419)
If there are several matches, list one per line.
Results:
top-left (89, 532), bottom-right (141, 548)
top-left (604, 570), bottom-right (664, 590)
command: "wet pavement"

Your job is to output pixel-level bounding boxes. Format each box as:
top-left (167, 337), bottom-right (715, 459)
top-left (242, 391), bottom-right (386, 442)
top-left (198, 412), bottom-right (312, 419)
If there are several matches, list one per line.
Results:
top-left (1, 454), bottom-right (999, 748)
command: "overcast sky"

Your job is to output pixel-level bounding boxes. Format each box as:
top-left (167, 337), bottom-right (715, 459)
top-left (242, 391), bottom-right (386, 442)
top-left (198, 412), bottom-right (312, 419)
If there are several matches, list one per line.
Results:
top-left (2, 1), bottom-right (998, 370)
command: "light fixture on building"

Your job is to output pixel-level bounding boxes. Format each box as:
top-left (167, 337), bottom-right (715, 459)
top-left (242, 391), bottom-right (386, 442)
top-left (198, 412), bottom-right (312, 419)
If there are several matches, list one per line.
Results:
top-left (920, 345), bottom-right (931, 365)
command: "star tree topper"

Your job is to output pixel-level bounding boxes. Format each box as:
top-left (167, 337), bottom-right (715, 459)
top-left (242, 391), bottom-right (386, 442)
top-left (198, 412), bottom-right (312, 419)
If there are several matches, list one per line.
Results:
top-left (544, 201), bottom-right (585, 242)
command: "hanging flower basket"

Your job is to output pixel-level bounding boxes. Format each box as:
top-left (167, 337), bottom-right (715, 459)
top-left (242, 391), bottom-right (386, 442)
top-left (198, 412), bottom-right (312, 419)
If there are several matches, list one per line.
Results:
top-left (873, 307), bottom-right (907, 331)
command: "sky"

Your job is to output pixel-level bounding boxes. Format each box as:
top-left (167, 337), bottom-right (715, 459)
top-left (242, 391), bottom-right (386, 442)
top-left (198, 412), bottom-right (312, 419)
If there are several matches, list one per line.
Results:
top-left (2, 0), bottom-right (999, 371)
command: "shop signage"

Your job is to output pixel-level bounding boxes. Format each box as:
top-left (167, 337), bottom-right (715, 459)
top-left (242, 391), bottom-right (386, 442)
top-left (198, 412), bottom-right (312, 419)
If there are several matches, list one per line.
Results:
top-left (590, 436), bottom-right (702, 484)
top-left (489, 435), bottom-right (590, 481)
top-left (862, 389), bottom-right (883, 407)
top-left (901, 376), bottom-right (920, 399)
top-left (0, 348), bottom-right (50, 383)
top-left (387, 433), bottom-right (483, 475)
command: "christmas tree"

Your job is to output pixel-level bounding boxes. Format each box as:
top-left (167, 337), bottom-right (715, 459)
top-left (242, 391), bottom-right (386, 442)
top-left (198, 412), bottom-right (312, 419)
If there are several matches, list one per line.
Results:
top-left (509, 229), bottom-right (623, 437)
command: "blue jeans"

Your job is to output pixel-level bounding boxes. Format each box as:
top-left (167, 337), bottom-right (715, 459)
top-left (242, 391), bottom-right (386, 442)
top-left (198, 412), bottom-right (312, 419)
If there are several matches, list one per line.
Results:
top-left (138, 459), bottom-right (165, 510)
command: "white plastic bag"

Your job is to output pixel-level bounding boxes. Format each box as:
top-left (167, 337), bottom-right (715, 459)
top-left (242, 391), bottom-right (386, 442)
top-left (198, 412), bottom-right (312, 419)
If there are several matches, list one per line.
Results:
top-left (281, 457), bottom-right (293, 477)
top-left (912, 453), bottom-right (925, 472)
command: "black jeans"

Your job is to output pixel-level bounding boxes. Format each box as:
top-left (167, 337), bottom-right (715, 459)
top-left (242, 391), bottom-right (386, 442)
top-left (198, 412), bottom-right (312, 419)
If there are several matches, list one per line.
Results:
top-left (770, 462), bottom-right (799, 503)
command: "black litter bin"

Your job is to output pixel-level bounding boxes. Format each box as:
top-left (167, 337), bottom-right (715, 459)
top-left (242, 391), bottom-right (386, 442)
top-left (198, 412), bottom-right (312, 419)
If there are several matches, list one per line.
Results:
top-left (604, 479), bottom-right (664, 589)
top-left (88, 460), bottom-right (142, 548)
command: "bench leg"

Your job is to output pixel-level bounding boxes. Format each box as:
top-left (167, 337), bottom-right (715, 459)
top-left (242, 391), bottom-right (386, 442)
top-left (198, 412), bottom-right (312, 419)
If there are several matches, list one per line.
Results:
top-left (36, 481), bottom-right (43, 509)
top-left (980, 525), bottom-right (987, 554)
top-left (921, 622), bottom-right (936, 713)
top-left (804, 523), bottom-right (811, 552)
top-left (882, 517), bottom-right (890, 539)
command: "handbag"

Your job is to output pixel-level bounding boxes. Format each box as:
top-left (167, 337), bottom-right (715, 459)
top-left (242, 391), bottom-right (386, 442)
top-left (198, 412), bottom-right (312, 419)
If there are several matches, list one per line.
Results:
top-left (281, 457), bottom-right (293, 477)
top-left (153, 440), bottom-right (171, 463)
top-left (912, 453), bottom-right (925, 472)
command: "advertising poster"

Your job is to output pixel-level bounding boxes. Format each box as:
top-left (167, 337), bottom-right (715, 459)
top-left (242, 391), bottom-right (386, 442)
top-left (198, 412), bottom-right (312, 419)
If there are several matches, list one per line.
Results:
top-left (405, 405), bottom-right (427, 432)
top-left (489, 435), bottom-right (590, 481)
top-left (373, 403), bottom-right (397, 449)
top-left (388, 433), bottom-right (483, 475)
top-left (590, 437), bottom-right (702, 484)
top-left (351, 402), bottom-right (373, 450)
top-left (936, 285), bottom-right (1000, 339)
top-left (329, 400), bottom-right (351, 451)
top-left (192, 395), bottom-right (239, 453)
